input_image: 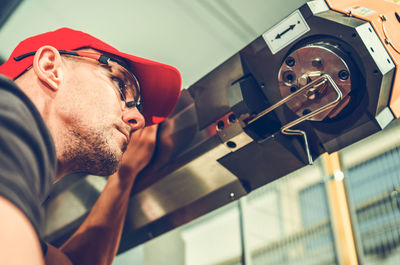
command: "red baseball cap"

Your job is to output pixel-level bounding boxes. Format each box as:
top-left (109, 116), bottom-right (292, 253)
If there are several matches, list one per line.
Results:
top-left (0, 28), bottom-right (181, 126)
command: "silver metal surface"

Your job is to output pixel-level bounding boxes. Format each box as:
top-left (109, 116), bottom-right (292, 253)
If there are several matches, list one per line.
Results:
top-left (356, 23), bottom-right (394, 75)
top-left (128, 145), bottom-right (241, 229)
top-left (306, 0), bottom-right (329, 14)
top-left (375, 107), bottom-right (394, 129)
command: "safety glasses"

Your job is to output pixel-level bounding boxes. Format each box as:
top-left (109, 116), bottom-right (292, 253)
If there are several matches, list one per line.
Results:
top-left (14, 50), bottom-right (143, 112)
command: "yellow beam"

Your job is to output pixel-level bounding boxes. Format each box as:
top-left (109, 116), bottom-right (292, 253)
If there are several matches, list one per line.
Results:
top-left (322, 152), bottom-right (359, 265)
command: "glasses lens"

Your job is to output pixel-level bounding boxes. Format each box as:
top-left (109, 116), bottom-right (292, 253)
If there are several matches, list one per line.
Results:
top-left (110, 61), bottom-right (141, 107)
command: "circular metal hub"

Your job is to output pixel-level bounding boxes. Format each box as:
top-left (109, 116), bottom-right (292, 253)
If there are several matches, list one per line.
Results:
top-left (278, 42), bottom-right (352, 121)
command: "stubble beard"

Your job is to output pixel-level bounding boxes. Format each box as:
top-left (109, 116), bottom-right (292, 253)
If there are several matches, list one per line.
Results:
top-left (62, 126), bottom-right (124, 176)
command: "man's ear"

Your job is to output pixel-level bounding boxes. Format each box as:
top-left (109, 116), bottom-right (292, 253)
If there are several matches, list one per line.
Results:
top-left (33, 46), bottom-right (63, 91)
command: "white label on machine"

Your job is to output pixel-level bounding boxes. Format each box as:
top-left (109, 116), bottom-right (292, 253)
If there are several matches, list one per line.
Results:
top-left (385, 0), bottom-right (400, 5)
top-left (345, 6), bottom-right (376, 17)
top-left (262, 10), bottom-right (310, 55)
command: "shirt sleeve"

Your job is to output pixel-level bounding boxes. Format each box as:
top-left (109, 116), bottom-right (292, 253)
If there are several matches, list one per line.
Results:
top-left (0, 75), bottom-right (56, 240)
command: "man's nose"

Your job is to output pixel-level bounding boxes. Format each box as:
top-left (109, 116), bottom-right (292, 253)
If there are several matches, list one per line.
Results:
top-left (122, 107), bottom-right (145, 131)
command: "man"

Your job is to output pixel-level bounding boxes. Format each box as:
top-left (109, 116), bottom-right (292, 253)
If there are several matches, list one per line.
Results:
top-left (0, 28), bottom-right (181, 265)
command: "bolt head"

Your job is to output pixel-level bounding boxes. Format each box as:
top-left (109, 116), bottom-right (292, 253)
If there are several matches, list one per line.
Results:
top-left (338, 70), bottom-right (350, 80)
top-left (285, 57), bottom-right (295, 67)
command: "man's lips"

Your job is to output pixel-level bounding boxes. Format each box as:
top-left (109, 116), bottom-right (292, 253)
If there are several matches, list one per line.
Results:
top-left (116, 124), bottom-right (130, 142)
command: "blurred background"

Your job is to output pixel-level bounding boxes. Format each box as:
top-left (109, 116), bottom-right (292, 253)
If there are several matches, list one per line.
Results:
top-left (1, 0), bottom-right (400, 264)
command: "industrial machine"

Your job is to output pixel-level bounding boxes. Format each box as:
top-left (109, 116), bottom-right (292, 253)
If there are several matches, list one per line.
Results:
top-left (43, 0), bottom-right (400, 253)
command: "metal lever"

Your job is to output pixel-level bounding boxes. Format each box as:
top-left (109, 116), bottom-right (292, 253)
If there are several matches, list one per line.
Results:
top-left (247, 74), bottom-right (343, 164)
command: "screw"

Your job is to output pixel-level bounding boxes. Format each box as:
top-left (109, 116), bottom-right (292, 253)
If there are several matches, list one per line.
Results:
top-left (226, 141), bottom-right (237, 148)
top-left (285, 57), bottom-right (295, 67)
top-left (338, 70), bottom-right (350, 80)
top-left (228, 114), bottom-right (236, 123)
top-left (216, 121), bottom-right (224, 131)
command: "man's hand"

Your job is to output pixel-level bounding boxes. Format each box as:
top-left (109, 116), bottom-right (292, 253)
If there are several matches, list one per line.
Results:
top-left (118, 125), bottom-right (158, 181)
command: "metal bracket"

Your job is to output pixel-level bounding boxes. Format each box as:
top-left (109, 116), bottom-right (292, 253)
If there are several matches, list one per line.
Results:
top-left (247, 74), bottom-right (343, 164)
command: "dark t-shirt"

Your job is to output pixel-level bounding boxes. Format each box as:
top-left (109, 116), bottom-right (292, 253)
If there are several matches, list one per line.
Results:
top-left (0, 74), bottom-right (56, 243)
